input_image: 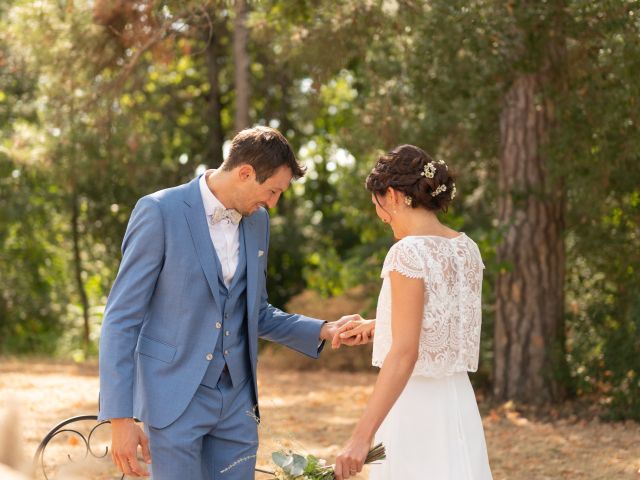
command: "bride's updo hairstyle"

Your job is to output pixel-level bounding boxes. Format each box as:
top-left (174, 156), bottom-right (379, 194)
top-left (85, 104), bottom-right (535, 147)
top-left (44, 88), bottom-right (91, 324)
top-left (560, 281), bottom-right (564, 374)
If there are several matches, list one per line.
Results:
top-left (365, 145), bottom-right (456, 213)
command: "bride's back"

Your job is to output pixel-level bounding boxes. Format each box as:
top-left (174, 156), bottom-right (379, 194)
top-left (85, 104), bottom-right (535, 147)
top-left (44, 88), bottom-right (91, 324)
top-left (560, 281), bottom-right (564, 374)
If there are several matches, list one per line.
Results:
top-left (372, 234), bottom-right (485, 378)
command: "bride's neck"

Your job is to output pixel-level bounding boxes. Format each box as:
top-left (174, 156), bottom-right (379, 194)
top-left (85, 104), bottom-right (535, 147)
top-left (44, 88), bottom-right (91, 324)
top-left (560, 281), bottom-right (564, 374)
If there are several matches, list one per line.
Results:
top-left (393, 210), bottom-right (451, 238)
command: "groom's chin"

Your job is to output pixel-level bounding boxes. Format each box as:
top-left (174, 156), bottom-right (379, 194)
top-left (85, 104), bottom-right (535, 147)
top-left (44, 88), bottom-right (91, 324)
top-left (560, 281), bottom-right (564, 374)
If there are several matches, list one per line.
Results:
top-left (246, 204), bottom-right (266, 216)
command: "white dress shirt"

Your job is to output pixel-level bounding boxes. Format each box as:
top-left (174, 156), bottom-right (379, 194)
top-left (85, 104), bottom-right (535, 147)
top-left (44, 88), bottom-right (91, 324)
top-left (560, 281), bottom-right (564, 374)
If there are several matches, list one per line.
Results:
top-left (199, 172), bottom-right (240, 287)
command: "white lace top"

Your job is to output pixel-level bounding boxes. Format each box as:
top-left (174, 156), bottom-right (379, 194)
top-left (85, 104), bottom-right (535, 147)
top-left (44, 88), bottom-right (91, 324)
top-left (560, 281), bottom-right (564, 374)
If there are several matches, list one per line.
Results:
top-left (371, 234), bottom-right (484, 377)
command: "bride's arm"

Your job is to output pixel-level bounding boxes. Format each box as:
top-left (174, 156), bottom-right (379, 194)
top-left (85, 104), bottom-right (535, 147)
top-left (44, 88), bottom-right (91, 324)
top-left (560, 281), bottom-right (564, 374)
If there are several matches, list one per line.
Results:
top-left (334, 271), bottom-right (424, 479)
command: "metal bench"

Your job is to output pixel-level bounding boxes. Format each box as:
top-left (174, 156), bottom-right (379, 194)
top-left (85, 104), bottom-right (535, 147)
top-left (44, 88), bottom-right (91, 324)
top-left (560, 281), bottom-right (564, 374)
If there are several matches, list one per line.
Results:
top-left (33, 415), bottom-right (125, 480)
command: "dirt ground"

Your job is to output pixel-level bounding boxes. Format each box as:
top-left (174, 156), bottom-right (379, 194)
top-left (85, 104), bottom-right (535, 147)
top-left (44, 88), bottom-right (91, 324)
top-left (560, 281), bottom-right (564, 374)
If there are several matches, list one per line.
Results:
top-left (0, 358), bottom-right (639, 479)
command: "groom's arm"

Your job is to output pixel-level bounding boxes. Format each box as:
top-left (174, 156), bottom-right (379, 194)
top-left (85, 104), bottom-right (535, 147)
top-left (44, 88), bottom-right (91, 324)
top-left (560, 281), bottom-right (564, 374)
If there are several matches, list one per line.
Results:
top-left (255, 211), bottom-right (366, 354)
top-left (256, 270), bottom-right (326, 358)
top-left (98, 196), bottom-right (165, 421)
top-left (255, 210), bottom-right (337, 357)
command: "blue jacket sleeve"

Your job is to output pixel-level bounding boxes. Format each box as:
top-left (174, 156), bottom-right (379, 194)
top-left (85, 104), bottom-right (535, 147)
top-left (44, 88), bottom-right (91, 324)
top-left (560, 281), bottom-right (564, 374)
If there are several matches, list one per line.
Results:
top-left (98, 196), bottom-right (165, 420)
top-left (256, 212), bottom-right (326, 358)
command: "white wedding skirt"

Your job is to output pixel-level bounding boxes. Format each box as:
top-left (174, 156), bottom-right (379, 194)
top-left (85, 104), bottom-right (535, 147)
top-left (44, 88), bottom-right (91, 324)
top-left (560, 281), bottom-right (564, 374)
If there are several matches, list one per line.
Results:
top-left (368, 372), bottom-right (492, 480)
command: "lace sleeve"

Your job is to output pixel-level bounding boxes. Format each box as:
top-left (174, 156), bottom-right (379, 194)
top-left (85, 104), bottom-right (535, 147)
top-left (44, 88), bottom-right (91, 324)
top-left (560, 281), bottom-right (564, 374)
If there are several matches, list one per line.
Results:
top-left (381, 239), bottom-right (426, 280)
top-left (473, 242), bottom-right (486, 269)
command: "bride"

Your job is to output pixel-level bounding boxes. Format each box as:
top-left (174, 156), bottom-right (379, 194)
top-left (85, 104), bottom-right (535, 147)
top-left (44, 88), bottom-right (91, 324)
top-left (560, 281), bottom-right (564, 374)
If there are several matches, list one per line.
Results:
top-left (333, 145), bottom-right (492, 479)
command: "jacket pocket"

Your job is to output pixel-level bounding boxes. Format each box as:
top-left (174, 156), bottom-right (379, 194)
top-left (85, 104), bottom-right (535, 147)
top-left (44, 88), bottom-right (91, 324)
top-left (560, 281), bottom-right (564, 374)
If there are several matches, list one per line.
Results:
top-left (136, 335), bottom-right (177, 363)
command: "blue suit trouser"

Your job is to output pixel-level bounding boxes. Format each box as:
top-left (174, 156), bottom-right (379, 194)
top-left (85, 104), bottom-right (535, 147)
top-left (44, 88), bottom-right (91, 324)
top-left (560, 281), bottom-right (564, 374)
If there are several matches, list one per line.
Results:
top-left (145, 370), bottom-right (258, 480)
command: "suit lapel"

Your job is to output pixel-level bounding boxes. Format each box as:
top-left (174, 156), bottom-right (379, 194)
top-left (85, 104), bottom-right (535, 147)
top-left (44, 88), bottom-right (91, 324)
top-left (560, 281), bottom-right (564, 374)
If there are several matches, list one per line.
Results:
top-left (227, 221), bottom-right (247, 291)
top-left (182, 175), bottom-right (223, 310)
top-left (242, 215), bottom-right (260, 320)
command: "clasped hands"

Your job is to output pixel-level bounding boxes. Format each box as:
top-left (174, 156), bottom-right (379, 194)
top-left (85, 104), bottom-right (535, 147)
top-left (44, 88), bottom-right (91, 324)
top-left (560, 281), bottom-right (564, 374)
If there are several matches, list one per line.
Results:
top-left (324, 314), bottom-right (375, 349)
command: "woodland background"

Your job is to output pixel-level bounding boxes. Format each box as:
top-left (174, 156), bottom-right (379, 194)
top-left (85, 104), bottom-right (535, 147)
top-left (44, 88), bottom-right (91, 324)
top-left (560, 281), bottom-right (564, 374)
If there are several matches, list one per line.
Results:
top-left (0, 0), bottom-right (639, 423)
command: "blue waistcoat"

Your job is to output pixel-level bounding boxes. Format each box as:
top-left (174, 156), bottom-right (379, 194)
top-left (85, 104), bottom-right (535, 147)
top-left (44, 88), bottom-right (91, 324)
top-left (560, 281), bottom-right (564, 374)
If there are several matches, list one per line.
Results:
top-left (200, 223), bottom-right (252, 388)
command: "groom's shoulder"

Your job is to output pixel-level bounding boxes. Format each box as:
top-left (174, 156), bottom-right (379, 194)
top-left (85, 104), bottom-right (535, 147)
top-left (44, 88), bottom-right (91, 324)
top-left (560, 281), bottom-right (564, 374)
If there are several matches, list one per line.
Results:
top-left (143, 178), bottom-right (194, 204)
top-left (128, 179), bottom-right (195, 220)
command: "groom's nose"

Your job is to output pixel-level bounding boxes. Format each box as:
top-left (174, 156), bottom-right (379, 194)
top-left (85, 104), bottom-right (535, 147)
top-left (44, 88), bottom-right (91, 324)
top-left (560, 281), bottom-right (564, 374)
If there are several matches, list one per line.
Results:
top-left (266, 192), bottom-right (281, 209)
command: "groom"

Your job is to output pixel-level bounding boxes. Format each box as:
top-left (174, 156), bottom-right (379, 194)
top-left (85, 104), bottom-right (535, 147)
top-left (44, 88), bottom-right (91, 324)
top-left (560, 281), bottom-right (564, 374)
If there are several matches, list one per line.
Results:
top-left (98, 126), bottom-right (359, 479)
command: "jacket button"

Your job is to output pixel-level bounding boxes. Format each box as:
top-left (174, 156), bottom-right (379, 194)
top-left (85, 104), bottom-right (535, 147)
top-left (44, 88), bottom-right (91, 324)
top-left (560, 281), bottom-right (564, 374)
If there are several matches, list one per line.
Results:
top-left (206, 353), bottom-right (213, 361)
top-left (224, 313), bottom-right (230, 319)
top-left (215, 322), bottom-right (222, 329)
top-left (224, 350), bottom-right (229, 356)
top-left (225, 331), bottom-right (230, 336)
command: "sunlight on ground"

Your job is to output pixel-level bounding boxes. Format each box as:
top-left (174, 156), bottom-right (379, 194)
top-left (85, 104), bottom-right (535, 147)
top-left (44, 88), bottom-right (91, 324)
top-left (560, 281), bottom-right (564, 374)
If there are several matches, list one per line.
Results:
top-left (0, 359), bottom-right (638, 479)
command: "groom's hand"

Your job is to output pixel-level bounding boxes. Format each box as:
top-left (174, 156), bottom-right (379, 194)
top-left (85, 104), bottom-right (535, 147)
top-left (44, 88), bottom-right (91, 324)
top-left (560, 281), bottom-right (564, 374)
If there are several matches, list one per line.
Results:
top-left (332, 318), bottom-right (375, 349)
top-left (319, 314), bottom-right (362, 343)
top-left (110, 417), bottom-right (151, 477)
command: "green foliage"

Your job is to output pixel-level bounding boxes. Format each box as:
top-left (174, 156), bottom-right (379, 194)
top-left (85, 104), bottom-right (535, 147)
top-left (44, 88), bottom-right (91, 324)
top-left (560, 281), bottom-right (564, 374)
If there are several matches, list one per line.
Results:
top-left (0, 156), bottom-right (68, 353)
top-left (566, 189), bottom-right (640, 420)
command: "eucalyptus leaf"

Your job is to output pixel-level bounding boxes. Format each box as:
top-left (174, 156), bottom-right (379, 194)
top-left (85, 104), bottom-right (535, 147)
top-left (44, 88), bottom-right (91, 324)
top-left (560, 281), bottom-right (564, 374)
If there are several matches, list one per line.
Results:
top-left (288, 453), bottom-right (307, 476)
top-left (289, 464), bottom-right (304, 477)
top-left (272, 452), bottom-right (289, 468)
top-left (292, 454), bottom-right (307, 469)
top-left (281, 454), bottom-right (294, 473)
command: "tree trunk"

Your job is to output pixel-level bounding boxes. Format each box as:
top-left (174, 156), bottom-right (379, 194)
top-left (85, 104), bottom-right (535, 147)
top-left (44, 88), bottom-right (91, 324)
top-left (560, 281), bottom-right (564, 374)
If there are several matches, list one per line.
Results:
top-left (71, 190), bottom-right (91, 352)
top-left (205, 23), bottom-right (224, 167)
top-left (494, 73), bottom-right (566, 402)
top-left (233, 0), bottom-right (250, 132)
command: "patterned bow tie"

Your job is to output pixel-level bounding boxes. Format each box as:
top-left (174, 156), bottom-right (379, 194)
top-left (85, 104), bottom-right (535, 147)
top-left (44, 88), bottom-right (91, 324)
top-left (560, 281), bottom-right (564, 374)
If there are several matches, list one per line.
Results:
top-left (210, 207), bottom-right (242, 225)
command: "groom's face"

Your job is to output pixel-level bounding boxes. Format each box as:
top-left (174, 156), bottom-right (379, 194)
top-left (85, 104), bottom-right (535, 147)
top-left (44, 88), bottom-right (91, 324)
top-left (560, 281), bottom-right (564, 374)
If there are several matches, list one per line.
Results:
top-left (235, 165), bottom-right (292, 215)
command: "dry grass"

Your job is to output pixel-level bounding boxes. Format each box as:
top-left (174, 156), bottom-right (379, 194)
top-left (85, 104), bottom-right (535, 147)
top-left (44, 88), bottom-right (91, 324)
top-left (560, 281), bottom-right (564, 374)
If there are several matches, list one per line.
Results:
top-left (1, 357), bottom-right (639, 479)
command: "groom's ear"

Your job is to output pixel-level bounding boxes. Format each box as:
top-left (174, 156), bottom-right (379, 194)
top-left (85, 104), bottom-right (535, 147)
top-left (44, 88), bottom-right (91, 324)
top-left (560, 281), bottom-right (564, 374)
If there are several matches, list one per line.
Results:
top-left (237, 164), bottom-right (256, 182)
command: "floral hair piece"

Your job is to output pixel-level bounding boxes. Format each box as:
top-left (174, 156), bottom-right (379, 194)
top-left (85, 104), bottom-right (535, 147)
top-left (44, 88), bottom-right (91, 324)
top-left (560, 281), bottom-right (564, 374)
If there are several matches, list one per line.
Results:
top-left (431, 184), bottom-right (447, 197)
top-left (421, 159), bottom-right (456, 200)
top-left (422, 162), bottom-right (436, 178)
top-left (421, 159), bottom-right (448, 180)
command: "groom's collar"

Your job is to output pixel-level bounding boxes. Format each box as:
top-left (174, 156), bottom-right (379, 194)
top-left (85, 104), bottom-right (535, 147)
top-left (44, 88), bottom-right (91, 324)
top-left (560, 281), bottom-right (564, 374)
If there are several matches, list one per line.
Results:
top-left (198, 171), bottom-right (227, 216)
top-left (183, 172), bottom-right (260, 226)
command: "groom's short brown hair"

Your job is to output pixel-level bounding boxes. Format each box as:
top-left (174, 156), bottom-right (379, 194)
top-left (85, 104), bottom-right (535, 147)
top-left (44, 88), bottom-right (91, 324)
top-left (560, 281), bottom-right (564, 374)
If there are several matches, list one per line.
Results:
top-left (222, 126), bottom-right (306, 183)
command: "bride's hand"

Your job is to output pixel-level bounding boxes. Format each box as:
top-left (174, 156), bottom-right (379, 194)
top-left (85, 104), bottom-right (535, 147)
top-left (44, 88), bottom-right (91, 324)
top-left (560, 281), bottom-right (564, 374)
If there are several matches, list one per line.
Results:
top-left (334, 435), bottom-right (370, 479)
top-left (332, 318), bottom-right (376, 349)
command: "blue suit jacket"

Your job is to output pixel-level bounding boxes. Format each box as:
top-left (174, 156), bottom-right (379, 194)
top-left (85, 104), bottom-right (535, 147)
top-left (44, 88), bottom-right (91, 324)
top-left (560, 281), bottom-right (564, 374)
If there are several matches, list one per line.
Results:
top-left (98, 175), bottom-right (325, 428)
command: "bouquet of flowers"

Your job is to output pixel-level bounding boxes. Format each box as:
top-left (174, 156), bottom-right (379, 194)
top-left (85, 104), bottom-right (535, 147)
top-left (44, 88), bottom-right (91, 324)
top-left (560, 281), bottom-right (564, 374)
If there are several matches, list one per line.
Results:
top-left (257, 443), bottom-right (386, 479)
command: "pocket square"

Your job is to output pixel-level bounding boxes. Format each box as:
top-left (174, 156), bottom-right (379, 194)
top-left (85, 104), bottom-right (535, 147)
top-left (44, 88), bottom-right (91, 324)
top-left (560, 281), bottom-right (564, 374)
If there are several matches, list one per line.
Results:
top-left (258, 250), bottom-right (264, 257)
